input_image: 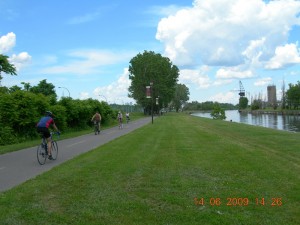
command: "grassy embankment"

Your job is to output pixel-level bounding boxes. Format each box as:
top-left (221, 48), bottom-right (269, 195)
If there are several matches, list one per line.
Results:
top-left (0, 113), bottom-right (299, 224)
top-left (0, 112), bottom-right (145, 155)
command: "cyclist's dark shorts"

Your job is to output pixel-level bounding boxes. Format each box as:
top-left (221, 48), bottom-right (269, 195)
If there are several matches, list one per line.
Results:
top-left (37, 127), bottom-right (50, 138)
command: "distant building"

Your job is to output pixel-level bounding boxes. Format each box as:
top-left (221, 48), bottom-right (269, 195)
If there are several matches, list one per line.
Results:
top-left (267, 85), bottom-right (277, 108)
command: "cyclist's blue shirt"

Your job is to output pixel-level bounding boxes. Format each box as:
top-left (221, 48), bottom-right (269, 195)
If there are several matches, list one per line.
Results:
top-left (37, 116), bottom-right (54, 128)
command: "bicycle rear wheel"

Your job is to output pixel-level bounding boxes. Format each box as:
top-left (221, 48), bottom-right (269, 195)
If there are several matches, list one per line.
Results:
top-left (51, 141), bottom-right (58, 160)
top-left (37, 144), bottom-right (47, 165)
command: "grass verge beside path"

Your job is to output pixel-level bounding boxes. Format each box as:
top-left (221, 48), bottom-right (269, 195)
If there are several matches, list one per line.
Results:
top-left (0, 113), bottom-right (299, 224)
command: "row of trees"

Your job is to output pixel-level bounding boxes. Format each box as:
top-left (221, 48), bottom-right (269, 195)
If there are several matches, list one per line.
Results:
top-left (0, 80), bottom-right (115, 145)
top-left (184, 101), bottom-right (237, 111)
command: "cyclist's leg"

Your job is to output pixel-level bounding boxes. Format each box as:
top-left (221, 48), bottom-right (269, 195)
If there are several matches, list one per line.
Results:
top-left (43, 129), bottom-right (52, 157)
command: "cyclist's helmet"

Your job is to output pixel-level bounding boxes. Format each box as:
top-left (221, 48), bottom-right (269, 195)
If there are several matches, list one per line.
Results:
top-left (45, 111), bottom-right (54, 118)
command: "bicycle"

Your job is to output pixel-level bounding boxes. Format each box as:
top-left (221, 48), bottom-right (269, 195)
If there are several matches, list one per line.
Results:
top-left (93, 121), bottom-right (100, 135)
top-left (37, 131), bottom-right (60, 165)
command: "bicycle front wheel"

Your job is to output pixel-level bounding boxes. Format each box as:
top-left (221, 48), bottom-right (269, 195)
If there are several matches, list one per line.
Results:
top-left (37, 144), bottom-right (47, 165)
top-left (51, 141), bottom-right (58, 160)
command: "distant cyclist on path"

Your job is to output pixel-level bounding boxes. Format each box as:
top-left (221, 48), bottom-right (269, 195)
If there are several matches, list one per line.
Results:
top-left (36, 111), bottom-right (60, 160)
top-left (91, 111), bottom-right (101, 134)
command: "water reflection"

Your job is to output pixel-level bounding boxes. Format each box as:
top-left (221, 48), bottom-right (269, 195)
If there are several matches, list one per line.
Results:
top-left (193, 110), bottom-right (300, 132)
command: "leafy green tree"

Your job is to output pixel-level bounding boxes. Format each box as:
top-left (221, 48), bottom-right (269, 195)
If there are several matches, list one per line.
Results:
top-left (21, 82), bottom-right (31, 91)
top-left (251, 99), bottom-right (262, 110)
top-left (30, 79), bottom-right (57, 103)
top-left (286, 81), bottom-right (300, 109)
top-left (210, 103), bottom-right (226, 120)
top-left (0, 90), bottom-right (50, 144)
top-left (0, 54), bottom-right (17, 82)
top-left (9, 85), bottom-right (22, 93)
top-left (239, 97), bottom-right (248, 109)
top-left (172, 83), bottom-right (190, 112)
top-left (128, 51), bottom-right (179, 113)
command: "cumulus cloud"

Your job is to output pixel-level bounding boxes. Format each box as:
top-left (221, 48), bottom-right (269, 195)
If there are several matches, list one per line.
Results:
top-left (0, 32), bottom-right (16, 53)
top-left (9, 52), bottom-right (32, 70)
top-left (179, 67), bottom-right (211, 88)
top-left (265, 43), bottom-right (300, 69)
top-left (0, 32), bottom-right (32, 70)
top-left (93, 68), bottom-right (132, 103)
top-left (156, 0), bottom-right (300, 69)
top-left (216, 67), bottom-right (254, 79)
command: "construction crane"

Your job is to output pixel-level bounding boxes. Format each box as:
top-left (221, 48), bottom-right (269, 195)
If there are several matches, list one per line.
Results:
top-left (238, 80), bottom-right (245, 97)
top-left (230, 80), bottom-right (246, 97)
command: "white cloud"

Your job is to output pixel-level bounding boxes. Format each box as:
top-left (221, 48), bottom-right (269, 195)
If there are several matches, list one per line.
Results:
top-left (9, 52), bottom-right (32, 71)
top-left (0, 32), bottom-right (16, 53)
top-left (179, 68), bottom-right (211, 88)
top-left (265, 43), bottom-right (300, 69)
top-left (216, 67), bottom-right (254, 79)
top-left (156, 0), bottom-right (300, 68)
top-left (41, 50), bottom-right (132, 75)
top-left (93, 68), bottom-right (133, 103)
top-left (254, 77), bottom-right (272, 86)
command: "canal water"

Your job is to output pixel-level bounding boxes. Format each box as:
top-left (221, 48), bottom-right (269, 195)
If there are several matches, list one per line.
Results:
top-left (192, 110), bottom-right (300, 132)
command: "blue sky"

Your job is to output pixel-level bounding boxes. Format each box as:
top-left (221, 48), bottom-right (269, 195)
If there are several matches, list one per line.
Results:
top-left (1, 0), bottom-right (300, 105)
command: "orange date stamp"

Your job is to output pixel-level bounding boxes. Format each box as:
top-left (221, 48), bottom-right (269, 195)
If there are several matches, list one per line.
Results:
top-left (194, 197), bottom-right (282, 206)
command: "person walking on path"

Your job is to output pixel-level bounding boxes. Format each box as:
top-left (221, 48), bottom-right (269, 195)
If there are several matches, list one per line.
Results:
top-left (117, 111), bottom-right (123, 129)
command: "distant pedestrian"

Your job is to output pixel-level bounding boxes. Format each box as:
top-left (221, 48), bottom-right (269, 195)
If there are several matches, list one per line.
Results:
top-left (117, 111), bottom-right (123, 129)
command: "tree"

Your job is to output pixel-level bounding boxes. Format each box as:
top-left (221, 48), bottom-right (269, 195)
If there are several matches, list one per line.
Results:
top-left (251, 99), bottom-right (262, 110)
top-left (0, 54), bottom-right (17, 82)
top-left (286, 81), bottom-right (300, 109)
top-left (30, 79), bottom-right (57, 104)
top-left (172, 83), bottom-right (190, 112)
top-left (128, 51), bottom-right (179, 113)
top-left (239, 97), bottom-right (248, 109)
top-left (210, 103), bottom-right (226, 120)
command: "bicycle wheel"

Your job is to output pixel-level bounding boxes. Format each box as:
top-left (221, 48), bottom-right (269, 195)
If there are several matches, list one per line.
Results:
top-left (51, 141), bottom-right (58, 160)
top-left (37, 144), bottom-right (47, 165)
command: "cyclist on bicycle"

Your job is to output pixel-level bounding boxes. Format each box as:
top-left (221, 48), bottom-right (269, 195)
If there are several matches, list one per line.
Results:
top-left (91, 111), bottom-right (101, 134)
top-left (36, 111), bottom-right (60, 160)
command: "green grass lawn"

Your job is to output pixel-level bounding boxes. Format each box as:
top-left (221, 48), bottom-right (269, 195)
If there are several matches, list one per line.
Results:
top-left (0, 113), bottom-right (299, 225)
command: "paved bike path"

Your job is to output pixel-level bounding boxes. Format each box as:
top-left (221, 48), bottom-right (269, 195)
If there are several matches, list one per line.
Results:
top-left (0, 117), bottom-right (152, 192)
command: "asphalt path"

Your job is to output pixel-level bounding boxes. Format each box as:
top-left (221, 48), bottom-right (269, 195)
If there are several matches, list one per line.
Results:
top-left (0, 117), bottom-right (152, 192)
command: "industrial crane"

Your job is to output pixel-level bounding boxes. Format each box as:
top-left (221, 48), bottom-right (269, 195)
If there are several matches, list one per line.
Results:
top-left (238, 80), bottom-right (245, 97)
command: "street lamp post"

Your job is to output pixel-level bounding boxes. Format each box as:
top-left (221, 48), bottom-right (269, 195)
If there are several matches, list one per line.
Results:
top-left (58, 86), bottom-right (70, 98)
top-left (150, 81), bottom-right (153, 124)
